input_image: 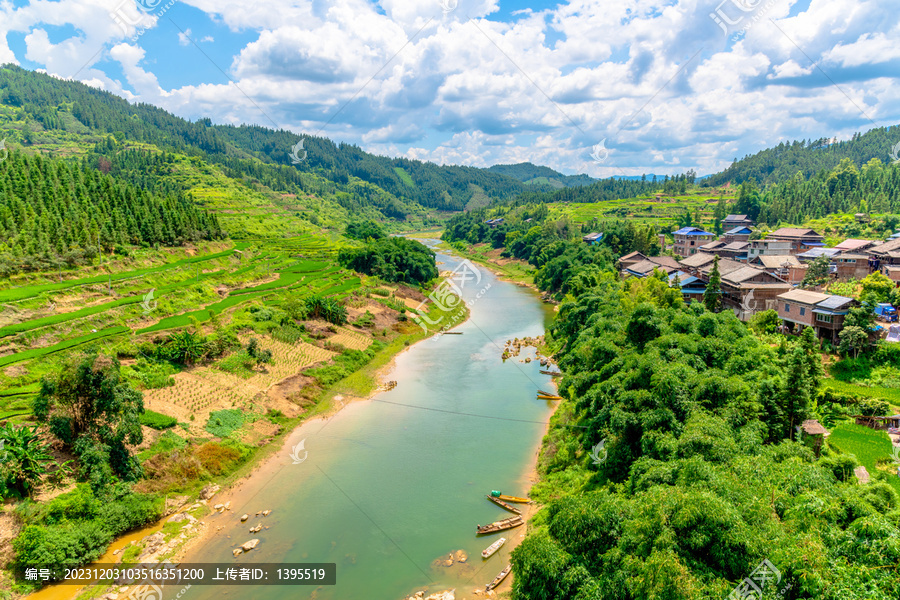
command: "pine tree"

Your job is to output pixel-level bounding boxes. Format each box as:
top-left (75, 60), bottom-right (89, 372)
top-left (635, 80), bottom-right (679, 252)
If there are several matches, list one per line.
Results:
top-left (703, 256), bottom-right (722, 312)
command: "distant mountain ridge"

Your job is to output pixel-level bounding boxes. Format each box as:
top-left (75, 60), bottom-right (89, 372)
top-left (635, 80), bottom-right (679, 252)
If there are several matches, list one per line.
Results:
top-left (488, 162), bottom-right (596, 188)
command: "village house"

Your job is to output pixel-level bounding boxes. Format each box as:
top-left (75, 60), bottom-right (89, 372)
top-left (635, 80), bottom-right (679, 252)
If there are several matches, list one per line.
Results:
top-left (670, 271), bottom-right (707, 303)
top-left (484, 218), bottom-right (504, 228)
top-left (717, 266), bottom-right (792, 320)
top-left (677, 252), bottom-right (717, 277)
top-left (752, 254), bottom-right (805, 284)
top-left (673, 227), bottom-right (716, 257)
top-left (722, 226), bottom-right (754, 243)
top-left (866, 237), bottom-right (900, 268)
top-left (722, 214), bottom-right (754, 229)
top-left (621, 256), bottom-right (682, 278)
top-left (747, 239), bottom-right (792, 260)
top-left (832, 253), bottom-right (871, 280)
top-left (776, 289), bottom-right (856, 341)
top-left (582, 232), bottom-right (604, 245)
top-left (834, 238), bottom-right (876, 253)
top-left (617, 251), bottom-right (649, 271)
top-left (882, 264), bottom-right (900, 284)
top-left (767, 228), bottom-right (826, 254)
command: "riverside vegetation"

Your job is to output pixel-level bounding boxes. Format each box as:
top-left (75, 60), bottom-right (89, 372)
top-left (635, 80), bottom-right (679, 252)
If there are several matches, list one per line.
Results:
top-left (443, 200), bottom-right (900, 599)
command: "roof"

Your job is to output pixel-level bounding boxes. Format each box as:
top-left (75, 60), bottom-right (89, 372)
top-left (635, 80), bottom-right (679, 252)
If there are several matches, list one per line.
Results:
top-left (674, 227), bottom-right (715, 236)
top-left (801, 419), bottom-right (828, 435)
top-left (835, 253), bottom-right (868, 260)
top-left (582, 232), bottom-right (604, 242)
top-left (755, 255), bottom-right (801, 268)
top-left (722, 266), bottom-right (769, 283)
top-left (798, 247), bottom-right (841, 259)
top-left (722, 242), bottom-right (750, 251)
top-left (619, 251), bottom-right (648, 262)
top-left (648, 256), bottom-right (683, 270)
top-left (769, 228), bottom-right (824, 239)
top-left (723, 214), bottom-right (750, 221)
top-left (816, 295), bottom-right (854, 310)
top-left (725, 226), bottom-right (754, 235)
top-left (834, 239), bottom-right (874, 251)
top-left (679, 253), bottom-right (717, 268)
top-left (699, 241), bottom-right (727, 250)
top-left (778, 289), bottom-right (830, 304)
top-left (699, 257), bottom-right (746, 276)
top-left (627, 260), bottom-right (677, 275)
top-left (867, 237), bottom-right (900, 255)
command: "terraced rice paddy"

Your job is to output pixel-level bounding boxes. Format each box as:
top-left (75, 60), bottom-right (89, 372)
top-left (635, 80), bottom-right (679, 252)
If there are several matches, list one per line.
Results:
top-left (0, 235), bottom-right (364, 419)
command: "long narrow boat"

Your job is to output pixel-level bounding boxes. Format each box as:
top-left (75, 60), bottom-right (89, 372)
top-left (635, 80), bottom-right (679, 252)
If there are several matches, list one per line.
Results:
top-left (481, 537), bottom-right (506, 559)
top-left (491, 490), bottom-right (531, 504)
top-left (486, 494), bottom-right (522, 514)
top-left (476, 515), bottom-right (523, 535)
top-left (539, 370), bottom-right (563, 377)
top-left (485, 565), bottom-right (511, 591)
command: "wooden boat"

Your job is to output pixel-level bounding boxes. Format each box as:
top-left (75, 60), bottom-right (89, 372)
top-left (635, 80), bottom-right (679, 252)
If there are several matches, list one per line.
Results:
top-left (537, 393), bottom-right (563, 400)
top-left (476, 515), bottom-right (523, 535)
top-left (442, 331), bottom-right (463, 335)
top-left (481, 537), bottom-right (506, 559)
top-left (490, 490), bottom-right (531, 504)
top-left (537, 389), bottom-right (555, 396)
top-left (486, 494), bottom-right (521, 514)
top-left (539, 370), bottom-right (563, 377)
top-left (485, 565), bottom-right (511, 591)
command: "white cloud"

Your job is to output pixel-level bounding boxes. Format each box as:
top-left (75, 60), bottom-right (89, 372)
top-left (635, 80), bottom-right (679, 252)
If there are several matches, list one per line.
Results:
top-left (1, 0), bottom-right (898, 176)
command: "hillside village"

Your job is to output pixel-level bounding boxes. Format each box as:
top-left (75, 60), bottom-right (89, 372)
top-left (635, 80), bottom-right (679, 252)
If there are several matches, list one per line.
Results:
top-left (613, 214), bottom-right (900, 343)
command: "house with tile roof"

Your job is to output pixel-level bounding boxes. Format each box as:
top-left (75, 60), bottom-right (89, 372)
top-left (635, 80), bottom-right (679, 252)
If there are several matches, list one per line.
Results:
top-left (722, 214), bottom-right (754, 229)
top-left (767, 228), bottom-right (826, 253)
top-left (776, 289), bottom-right (856, 341)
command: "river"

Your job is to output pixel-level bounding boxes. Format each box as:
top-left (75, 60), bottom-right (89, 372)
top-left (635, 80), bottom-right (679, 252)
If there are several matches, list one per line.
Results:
top-left (32, 243), bottom-right (557, 600)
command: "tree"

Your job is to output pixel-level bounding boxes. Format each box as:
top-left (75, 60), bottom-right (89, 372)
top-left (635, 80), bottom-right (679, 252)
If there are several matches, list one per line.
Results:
top-left (703, 256), bottom-right (722, 312)
top-left (801, 255), bottom-right (831, 289)
top-left (163, 330), bottom-right (206, 366)
top-left (0, 423), bottom-right (52, 498)
top-left (33, 353), bottom-right (144, 485)
top-left (860, 272), bottom-right (894, 304)
top-left (838, 326), bottom-right (868, 358)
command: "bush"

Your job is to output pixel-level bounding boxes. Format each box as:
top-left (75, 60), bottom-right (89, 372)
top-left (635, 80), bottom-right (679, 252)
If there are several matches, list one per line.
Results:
top-left (12, 484), bottom-right (162, 576)
top-left (196, 440), bottom-right (250, 476)
top-left (139, 410), bottom-right (177, 430)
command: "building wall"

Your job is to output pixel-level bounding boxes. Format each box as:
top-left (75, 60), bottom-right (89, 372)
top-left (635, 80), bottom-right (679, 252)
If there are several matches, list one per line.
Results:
top-left (674, 234), bottom-right (716, 257)
top-left (834, 261), bottom-right (870, 280)
top-left (778, 300), bottom-right (816, 327)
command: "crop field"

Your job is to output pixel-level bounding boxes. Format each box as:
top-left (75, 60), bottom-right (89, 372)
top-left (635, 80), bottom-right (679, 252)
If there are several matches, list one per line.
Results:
top-left (0, 233), bottom-right (365, 419)
top-left (144, 336), bottom-right (336, 434)
top-left (327, 327), bottom-right (372, 351)
top-left (827, 422), bottom-right (900, 493)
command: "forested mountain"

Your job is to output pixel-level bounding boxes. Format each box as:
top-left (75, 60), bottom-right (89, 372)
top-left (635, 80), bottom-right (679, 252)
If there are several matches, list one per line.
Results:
top-left (704, 125), bottom-right (900, 187)
top-left (0, 149), bottom-right (223, 275)
top-left (488, 162), bottom-right (597, 188)
top-left (0, 65), bottom-right (532, 216)
top-left (728, 158), bottom-right (900, 227)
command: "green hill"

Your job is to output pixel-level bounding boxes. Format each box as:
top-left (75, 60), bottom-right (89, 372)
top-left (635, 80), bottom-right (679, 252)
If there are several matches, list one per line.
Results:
top-left (489, 162), bottom-right (597, 188)
top-left (703, 124), bottom-right (900, 187)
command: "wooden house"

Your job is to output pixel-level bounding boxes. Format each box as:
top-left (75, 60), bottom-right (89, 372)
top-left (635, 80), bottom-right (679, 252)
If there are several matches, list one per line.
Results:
top-left (776, 290), bottom-right (856, 341)
top-left (767, 228), bottom-right (825, 254)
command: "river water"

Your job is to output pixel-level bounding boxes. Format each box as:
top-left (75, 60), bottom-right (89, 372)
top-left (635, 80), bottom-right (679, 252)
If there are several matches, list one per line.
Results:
top-left (32, 244), bottom-right (556, 600)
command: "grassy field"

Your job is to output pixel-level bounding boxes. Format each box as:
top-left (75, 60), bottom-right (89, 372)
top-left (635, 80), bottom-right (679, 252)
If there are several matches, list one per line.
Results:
top-left (827, 422), bottom-right (900, 493)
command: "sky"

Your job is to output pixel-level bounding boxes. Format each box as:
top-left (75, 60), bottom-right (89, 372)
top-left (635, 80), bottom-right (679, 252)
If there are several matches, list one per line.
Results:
top-left (1, 0), bottom-right (898, 177)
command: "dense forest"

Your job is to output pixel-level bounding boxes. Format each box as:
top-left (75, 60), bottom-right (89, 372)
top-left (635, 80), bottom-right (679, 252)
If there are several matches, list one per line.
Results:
top-left (704, 125), bottom-right (900, 187)
top-left (0, 66), bottom-right (534, 217)
top-left (337, 237), bottom-right (437, 284)
top-left (0, 150), bottom-right (223, 275)
top-left (445, 214), bottom-right (900, 599)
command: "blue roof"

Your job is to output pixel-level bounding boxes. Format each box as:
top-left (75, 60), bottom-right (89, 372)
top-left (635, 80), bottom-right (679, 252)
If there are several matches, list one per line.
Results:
top-left (725, 226), bottom-right (753, 235)
top-left (674, 227), bottom-right (715, 236)
top-left (804, 242), bottom-right (826, 246)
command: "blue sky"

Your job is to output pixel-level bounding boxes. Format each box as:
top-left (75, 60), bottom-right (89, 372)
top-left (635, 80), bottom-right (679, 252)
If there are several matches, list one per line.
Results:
top-left (1, 0), bottom-right (898, 176)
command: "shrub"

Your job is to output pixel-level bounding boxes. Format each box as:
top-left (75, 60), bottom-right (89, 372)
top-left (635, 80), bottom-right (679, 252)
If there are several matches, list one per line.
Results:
top-left (139, 410), bottom-right (177, 430)
top-left (196, 440), bottom-right (250, 476)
